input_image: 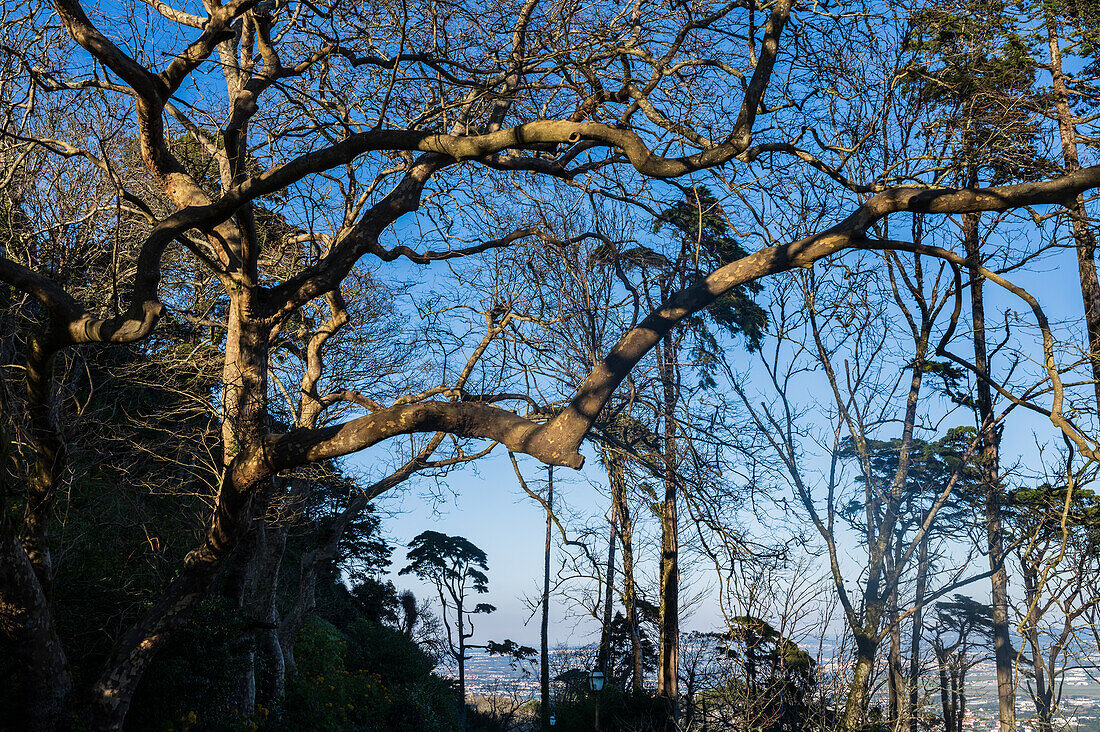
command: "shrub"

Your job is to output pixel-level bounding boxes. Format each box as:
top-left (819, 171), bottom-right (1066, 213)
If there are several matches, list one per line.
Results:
top-left (277, 616), bottom-right (459, 732)
top-left (125, 596), bottom-right (252, 731)
top-left (545, 686), bottom-right (665, 732)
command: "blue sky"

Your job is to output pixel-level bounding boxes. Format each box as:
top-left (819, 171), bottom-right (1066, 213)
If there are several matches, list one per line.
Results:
top-left (374, 449), bottom-right (608, 648)
top-left (360, 230), bottom-right (1098, 651)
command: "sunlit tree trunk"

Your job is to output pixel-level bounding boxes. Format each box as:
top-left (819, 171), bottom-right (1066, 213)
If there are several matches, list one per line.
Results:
top-left (844, 633), bottom-right (878, 732)
top-left (90, 300), bottom-right (271, 730)
top-left (656, 332), bottom-right (681, 721)
top-left (1045, 13), bottom-right (1100, 412)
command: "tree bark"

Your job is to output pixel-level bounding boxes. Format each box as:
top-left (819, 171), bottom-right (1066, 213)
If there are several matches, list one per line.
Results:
top-left (1022, 563), bottom-right (1053, 732)
top-left (908, 532), bottom-right (929, 732)
top-left (597, 484), bottom-right (618, 674)
top-left (656, 334), bottom-right (680, 721)
top-left (964, 210), bottom-right (1016, 732)
top-left (843, 634), bottom-right (876, 732)
top-left (608, 453), bottom-right (643, 692)
top-left (1045, 14), bottom-right (1100, 412)
top-left (888, 589), bottom-right (905, 731)
top-left (21, 334), bottom-right (62, 592)
top-left (0, 534), bottom-right (72, 732)
top-left (254, 539), bottom-right (287, 710)
top-left (222, 501), bottom-right (268, 720)
top-left (0, 335), bottom-right (73, 731)
top-left (838, 297), bottom-right (930, 731)
top-left (458, 595), bottom-right (468, 731)
top-left (89, 303), bottom-right (271, 730)
top-left (245, 501), bottom-right (287, 712)
top-left (937, 648), bottom-right (953, 732)
top-left (540, 466), bottom-right (552, 732)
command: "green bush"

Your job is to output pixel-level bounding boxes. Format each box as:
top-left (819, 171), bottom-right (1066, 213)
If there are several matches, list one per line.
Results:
top-left (125, 596), bottom-right (252, 731)
top-left (545, 686), bottom-right (666, 732)
top-left (276, 617), bottom-right (459, 732)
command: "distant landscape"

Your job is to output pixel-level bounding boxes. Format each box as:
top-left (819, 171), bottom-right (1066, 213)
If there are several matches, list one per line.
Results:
top-left (454, 651), bottom-right (1100, 731)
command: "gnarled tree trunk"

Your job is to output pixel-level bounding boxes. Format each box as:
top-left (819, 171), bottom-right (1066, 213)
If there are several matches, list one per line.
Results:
top-left (90, 304), bottom-right (271, 730)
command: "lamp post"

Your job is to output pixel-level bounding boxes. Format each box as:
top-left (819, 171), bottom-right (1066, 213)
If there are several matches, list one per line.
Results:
top-left (588, 669), bottom-right (605, 732)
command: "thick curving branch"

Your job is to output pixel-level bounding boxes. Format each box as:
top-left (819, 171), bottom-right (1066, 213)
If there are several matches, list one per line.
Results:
top-left (532, 169), bottom-right (1100, 464)
top-left (265, 401), bottom-right (561, 468)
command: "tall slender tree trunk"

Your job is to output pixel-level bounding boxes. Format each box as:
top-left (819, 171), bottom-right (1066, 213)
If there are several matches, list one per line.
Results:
top-left (964, 209), bottom-right (1016, 732)
top-left (540, 467), bottom-right (552, 732)
top-left (1045, 14), bottom-right (1100, 412)
top-left (226, 477), bottom-right (288, 714)
top-left (841, 312), bottom-right (929, 732)
top-left (223, 488), bottom-right (278, 720)
top-left (458, 597), bottom-right (468, 731)
top-left (656, 334), bottom-right (680, 721)
top-left (598, 485), bottom-right (618, 673)
top-left (609, 453), bottom-right (643, 692)
top-left (937, 649), bottom-right (953, 732)
top-left (1022, 563), bottom-right (1053, 732)
top-left (908, 532), bottom-right (929, 732)
top-left (888, 590), bottom-right (905, 730)
top-left (958, 669), bottom-right (968, 732)
top-left (884, 544), bottom-right (903, 730)
top-left (844, 633), bottom-right (877, 732)
top-left (255, 547), bottom-right (286, 710)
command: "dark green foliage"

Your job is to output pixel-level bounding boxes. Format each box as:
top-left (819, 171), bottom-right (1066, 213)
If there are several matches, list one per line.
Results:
top-left (348, 577), bottom-right (401, 626)
top-left (701, 618), bottom-right (820, 732)
top-left (605, 608), bottom-right (658, 686)
top-left (400, 530), bottom-right (490, 594)
top-left (653, 187), bottom-right (767, 352)
top-left (545, 684), bottom-right (667, 732)
top-left (592, 186), bottom-right (768, 355)
top-left (936, 595), bottom-right (995, 636)
top-left (296, 566), bottom-right (403, 640)
top-left (902, 0), bottom-right (1050, 183)
top-left (125, 597), bottom-right (253, 731)
top-left (1010, 481), bottom-right (1100, 540)
top-left (277, 617), bottom-right (459, 732)
top-left (485, 639), bottom-right (537, 664)
top-left (838, 427), bottom-right (983, 530)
